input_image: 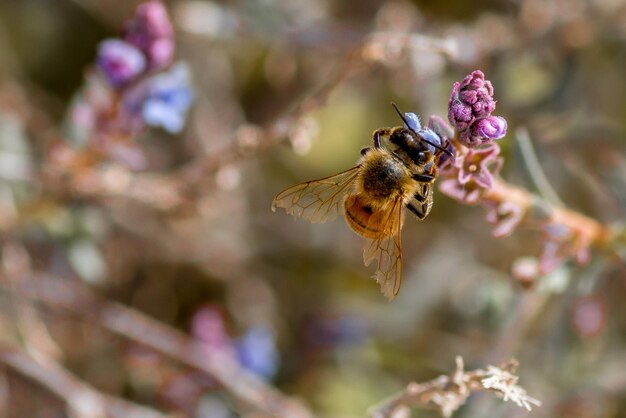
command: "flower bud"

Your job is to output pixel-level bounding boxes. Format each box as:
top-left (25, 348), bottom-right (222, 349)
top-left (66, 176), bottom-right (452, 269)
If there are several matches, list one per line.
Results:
top-left (124, 0), bottom-right (175, 70)
top-left (97, 40), bottom-right (146, 87)
top-left (462, 115), bottom-right (507, 146)
top-left (448, 70), bottom-right (495, 130)
top-left (448, 70), bottom-right (507, 147)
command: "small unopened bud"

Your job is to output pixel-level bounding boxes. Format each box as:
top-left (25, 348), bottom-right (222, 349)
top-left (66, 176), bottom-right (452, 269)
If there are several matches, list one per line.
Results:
top-left (97, 40), bottom-right (146, 87)
top-left (465, 116), bottom-right (507, 145)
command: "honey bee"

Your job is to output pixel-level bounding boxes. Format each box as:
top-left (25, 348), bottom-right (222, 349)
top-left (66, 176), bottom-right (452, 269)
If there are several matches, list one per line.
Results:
top-left (272, 104), bottom-right (451, 299)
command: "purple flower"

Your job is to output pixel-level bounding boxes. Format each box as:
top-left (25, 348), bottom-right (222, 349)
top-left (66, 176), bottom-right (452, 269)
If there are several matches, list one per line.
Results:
top-left (236, 327), bottom-right (279, 380)
top-left (439, 178), bottom-right (482, 204)
top-left (124, 0), bottom-right (174, 70)
top-left (191, 305), bottom-right (234, 355)
top-left (448, 70), bottom-right (507, 147)
top-left (453, 143), bottom-right (502, 189)
top-left (141, 63), bottom-right (194, 133)
top-left (539, 223), bottom-right (591, 274)
top-left (483, 200), bottom-right (524, 237)
top-left (97, 40), bottom-right (146, 87)
top-left (439, 143), bottom-right (502, 204)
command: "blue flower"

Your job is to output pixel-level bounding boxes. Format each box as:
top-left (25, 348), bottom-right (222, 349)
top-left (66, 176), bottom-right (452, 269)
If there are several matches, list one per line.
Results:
top-left (403, 112), bottom-right (422, 131)
top-left (97, 39), bottom-right (146, 87)
top-left (235, 327), bottom-right (279, 380)
top-left (141, 63), bottom-right (194, 133)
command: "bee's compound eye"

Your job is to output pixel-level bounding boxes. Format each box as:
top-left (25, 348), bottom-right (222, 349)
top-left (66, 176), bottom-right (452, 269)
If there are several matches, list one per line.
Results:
top-left (416, 150), bottom-right (433, 164)
top-left (390, 129), bottom-right (417, 148)
top-left (390, 130), bottom-right (407, 147)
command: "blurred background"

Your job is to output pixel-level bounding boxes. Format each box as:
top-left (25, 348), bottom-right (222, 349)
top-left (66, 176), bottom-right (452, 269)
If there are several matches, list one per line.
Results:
top-left (0, 0), bottom-right (625, 417)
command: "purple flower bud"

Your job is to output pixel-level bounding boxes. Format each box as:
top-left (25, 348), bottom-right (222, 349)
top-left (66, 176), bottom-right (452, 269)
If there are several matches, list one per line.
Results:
top-left (448, 70), bottom-right (494, 127)
top-left (466, 116), bottom-right (507, 144)
top-left (448, 99), bottom-right (473, 131)
top-left (449, 70), bottom-right (507, 147)
top-left (135, 0), bottom-right (173, 38)
top-left (124, 0), bottom-right (175, 70)
top-left (148, 38), bottom-right (175, 70)
top-left (480, 116), bottom-right (507, 139)
top-left (97, 40), bottom-right (146, 87)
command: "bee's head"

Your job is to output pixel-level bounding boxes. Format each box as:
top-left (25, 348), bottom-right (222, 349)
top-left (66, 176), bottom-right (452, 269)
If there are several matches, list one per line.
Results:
top-left (389, 127), bottom-right (434, 165)
top-left (390, 103), bottom-right (453, 160)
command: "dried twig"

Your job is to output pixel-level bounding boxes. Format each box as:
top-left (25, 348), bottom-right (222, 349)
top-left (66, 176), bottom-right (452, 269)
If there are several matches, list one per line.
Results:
top-left (0, 346), bottom-right (169, 418)
top-left (0, 273), bottom-right (315, 418)
top-left (368, 357), bottom-right (540, 418)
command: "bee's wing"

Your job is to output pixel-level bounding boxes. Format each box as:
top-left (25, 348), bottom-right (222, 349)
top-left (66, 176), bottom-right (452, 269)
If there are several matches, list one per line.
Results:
top-left (272, 166), bottom-right (360, 223)
top-left (363, 197), bottom-right (404, 299)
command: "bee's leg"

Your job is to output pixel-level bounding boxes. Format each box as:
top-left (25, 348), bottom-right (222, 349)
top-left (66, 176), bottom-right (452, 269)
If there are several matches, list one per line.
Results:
top-left (406, 201), bottom-right (428, 220)
top-left (372, 128), bottom-right (391, 149)
top-left (412, 173), bottom-right (436, 183)
top-left (412, 184), bottom-right (429, 202)
top-left (407, 185), bottom-right (432, 219)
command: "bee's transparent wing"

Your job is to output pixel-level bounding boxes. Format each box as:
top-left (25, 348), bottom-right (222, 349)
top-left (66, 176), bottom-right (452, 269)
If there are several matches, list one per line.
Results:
top-left (271, 166), bottom-right (360, 223)
top-left (363, 198), bottom-right (404, 299)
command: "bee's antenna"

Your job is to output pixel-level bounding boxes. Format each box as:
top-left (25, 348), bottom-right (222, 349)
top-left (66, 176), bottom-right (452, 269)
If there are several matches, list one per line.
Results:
top-left (390, 102), bottom-right (453, 157)
top-left (391, 102), bottom-right (413, 129)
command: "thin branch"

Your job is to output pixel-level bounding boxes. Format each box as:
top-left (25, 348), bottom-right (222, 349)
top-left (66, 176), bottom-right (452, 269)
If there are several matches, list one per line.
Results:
top-left (368, 357), bottom-right (540, 418)
top-left (362, 32), bottom-right (458, 62)
top-left (0, 273), bottom-right (315, 418)
top-left (514, 127), bottom-right (564, 207)
top-left (0, 346), bottom-right (169, 418)
top-left (485, 177), bottom-right (614, 248)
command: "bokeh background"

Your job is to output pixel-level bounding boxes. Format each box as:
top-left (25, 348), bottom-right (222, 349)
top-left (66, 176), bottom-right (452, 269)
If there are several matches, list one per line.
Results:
top-left (0, 0), bottom-right (626, 417)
